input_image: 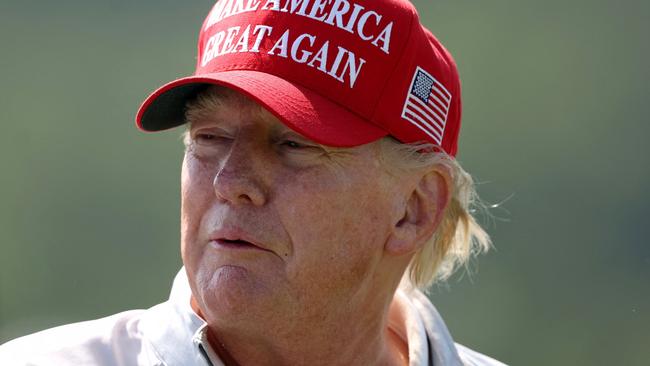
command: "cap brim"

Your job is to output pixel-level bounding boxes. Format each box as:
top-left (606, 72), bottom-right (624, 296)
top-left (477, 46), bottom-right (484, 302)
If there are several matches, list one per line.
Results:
top-left (136, 70), bottom-right (387, 147)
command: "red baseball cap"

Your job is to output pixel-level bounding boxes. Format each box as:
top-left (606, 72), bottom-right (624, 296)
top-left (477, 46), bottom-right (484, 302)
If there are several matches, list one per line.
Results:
top-left (136, 0), bottom-right (462, 156)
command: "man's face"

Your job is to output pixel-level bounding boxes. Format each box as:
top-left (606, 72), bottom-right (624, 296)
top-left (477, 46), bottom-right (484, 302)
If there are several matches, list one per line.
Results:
top-left (181, 88), bottom-right (408, 331)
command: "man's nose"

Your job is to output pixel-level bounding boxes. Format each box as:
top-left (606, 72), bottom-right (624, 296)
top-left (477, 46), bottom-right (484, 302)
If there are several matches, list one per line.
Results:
top-left (212, 143), bottom-right (268, 206)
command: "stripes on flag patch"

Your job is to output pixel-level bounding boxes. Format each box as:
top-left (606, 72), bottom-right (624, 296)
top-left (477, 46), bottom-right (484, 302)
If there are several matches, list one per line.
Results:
top-left (401, 66), bottom-right (452, 145)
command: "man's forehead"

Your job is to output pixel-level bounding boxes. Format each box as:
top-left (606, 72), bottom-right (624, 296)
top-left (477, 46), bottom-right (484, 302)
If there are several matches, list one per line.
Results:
top-left (187, 87), bottom-right (280, 127)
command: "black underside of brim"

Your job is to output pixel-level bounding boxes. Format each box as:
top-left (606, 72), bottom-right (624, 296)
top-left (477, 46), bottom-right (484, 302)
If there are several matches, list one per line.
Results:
top-left (141, 83), bottom-right (210, 131)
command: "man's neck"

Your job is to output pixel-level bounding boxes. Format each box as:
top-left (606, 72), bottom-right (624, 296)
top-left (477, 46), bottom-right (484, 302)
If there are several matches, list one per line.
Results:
top-left (195, 295), bottom-right (409, 366)
top-left (206, 319), bottom-right (406, 366)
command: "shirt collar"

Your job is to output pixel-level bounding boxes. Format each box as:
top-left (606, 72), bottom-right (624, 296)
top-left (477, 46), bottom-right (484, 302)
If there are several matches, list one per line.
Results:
top-left (398, 288), bottom-right (464, 366)
top-left (140, 268), bottom-right (219, 366)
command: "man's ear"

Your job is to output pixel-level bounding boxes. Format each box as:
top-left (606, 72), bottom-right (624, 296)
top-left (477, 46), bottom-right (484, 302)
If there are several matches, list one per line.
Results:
top-left (385, 167), bottom-right (452, 257)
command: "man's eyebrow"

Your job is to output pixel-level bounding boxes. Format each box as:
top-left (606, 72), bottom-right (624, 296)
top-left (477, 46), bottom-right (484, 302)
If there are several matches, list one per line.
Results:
top-left (269, 124), bottom-right (320, 144)
top-left (185, 101), bottom-right (227, 127)
top-left (273, 126), bottom-right (355, 155)
top-left (186, 115), bottom-right (227, 130)
top-left (268, 122), bottom-right (300, 137)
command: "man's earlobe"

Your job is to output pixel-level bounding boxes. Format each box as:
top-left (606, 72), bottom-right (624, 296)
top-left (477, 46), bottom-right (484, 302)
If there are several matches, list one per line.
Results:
top-left (385, 169), bottom-right (451, 257)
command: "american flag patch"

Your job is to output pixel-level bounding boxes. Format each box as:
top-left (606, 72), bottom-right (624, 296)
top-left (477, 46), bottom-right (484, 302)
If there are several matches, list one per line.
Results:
top-left (401, 66), bottom-right (452, 145)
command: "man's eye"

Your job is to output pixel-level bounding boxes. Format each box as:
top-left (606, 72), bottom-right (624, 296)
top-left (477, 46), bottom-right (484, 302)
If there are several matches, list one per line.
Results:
top-left (281, 140), bottom-right (305, 149)
top-left (196, 133), bottom-right (214, 141)
top-left (194, 133), bottom-right (230, 145)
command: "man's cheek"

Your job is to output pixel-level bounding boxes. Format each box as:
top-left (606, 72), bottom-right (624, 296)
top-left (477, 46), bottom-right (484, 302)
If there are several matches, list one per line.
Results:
top-left (181, 190), bottom-right (210, 261)
top-left (182, 175), bottom-right (215, 220)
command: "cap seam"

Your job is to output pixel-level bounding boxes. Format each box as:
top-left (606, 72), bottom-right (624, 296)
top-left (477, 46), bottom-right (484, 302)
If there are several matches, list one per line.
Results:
top-left (369, 6), bottom-right (416, 120)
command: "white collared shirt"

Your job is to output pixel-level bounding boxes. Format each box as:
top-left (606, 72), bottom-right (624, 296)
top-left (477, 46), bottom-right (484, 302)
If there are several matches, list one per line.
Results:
top-left (0, 269), bottom-right (506, 366)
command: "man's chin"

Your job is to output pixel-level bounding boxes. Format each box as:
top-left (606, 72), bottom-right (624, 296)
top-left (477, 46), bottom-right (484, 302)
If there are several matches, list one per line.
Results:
top-left (196, 265), bottom-right (271, 319)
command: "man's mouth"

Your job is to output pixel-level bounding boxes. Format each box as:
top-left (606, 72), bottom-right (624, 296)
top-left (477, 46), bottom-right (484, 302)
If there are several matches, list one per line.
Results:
top-left (216, 238), bottom-right (255, 248)
top-left (210, 238), bottom-right (272, 252)
top-left (209, 227), bottom-right (274, 253)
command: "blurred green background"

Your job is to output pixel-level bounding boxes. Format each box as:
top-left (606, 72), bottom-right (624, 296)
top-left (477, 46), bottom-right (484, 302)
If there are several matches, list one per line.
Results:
top-left (1, 0), bottom-right (648, 364)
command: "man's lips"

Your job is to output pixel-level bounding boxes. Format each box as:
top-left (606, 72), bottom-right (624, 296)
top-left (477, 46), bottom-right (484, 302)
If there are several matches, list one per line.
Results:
top-left (211, 238), bottom-right (258, 249)
top-left (209, 228), bottom-right (273, 252)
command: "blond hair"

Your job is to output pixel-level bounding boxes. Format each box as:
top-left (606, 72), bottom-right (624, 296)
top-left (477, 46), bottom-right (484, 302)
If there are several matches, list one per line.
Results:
top-left (379, 138), bottom-right (492, 289)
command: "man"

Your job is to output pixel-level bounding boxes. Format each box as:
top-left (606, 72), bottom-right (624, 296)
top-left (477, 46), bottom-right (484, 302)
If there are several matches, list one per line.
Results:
top-left (0, 0), bottom-right (506, 365)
